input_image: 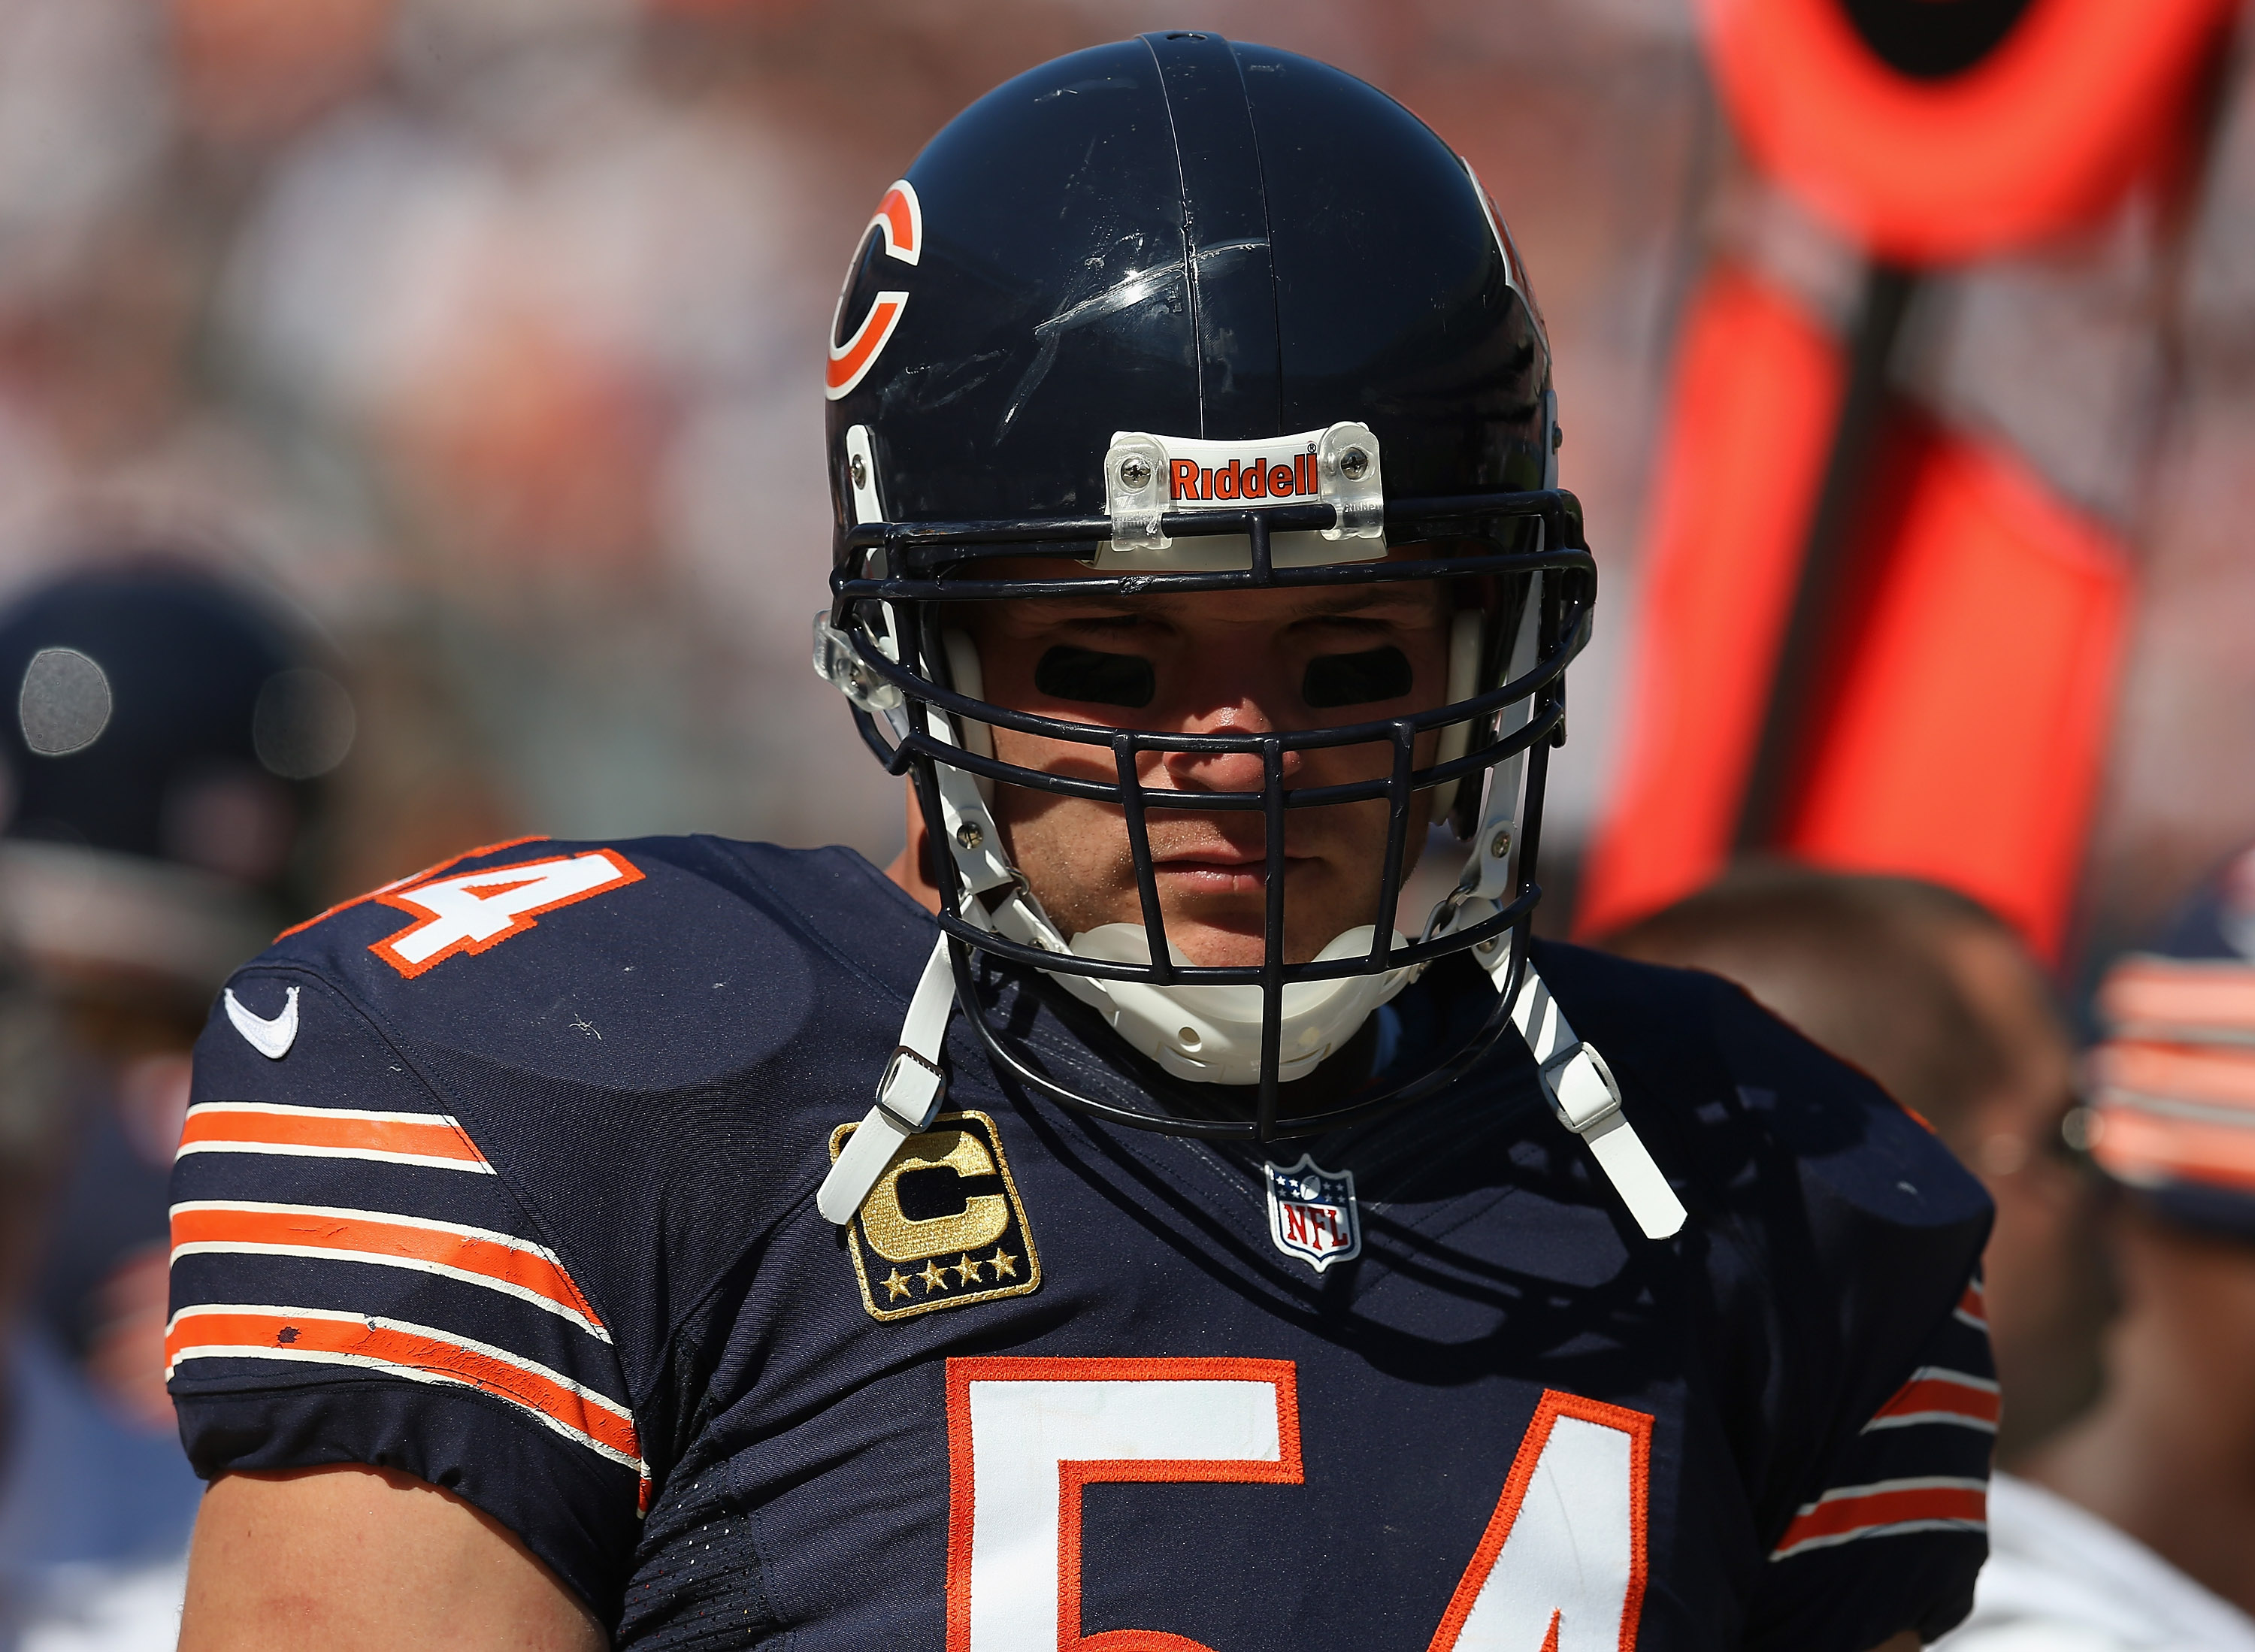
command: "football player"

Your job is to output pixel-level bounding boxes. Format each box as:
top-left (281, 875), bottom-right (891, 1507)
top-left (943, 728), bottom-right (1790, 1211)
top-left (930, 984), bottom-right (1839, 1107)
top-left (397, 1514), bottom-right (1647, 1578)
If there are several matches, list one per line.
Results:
top-left (1603, 865), bottom-right (2103, 1465)
top-left (1939, 844), bottom-right (2255, 1647)
top-left (0, 562), bottom-right (353, 1428)
top-left (0, 561), bottom-right (350, 1639)
top-left (171, 35), bottom-right (1992, 1652)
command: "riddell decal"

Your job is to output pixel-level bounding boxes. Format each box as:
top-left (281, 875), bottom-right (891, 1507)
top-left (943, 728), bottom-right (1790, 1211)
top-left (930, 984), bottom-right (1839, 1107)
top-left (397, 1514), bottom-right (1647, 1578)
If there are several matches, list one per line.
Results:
top-left (1118, 426), bottom-right (1357, 513)
top-left (1100, 422), bottom-right (1386, 561)
top-left (826, 180), bottom-right (922, 400)
top-left (1169, 446), bottom-right (1321, 504)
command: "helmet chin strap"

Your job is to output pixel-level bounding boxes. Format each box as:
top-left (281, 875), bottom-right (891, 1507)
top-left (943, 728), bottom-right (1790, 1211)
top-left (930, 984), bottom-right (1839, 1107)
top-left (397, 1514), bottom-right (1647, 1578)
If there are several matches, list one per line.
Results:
top-left (815, 613), bottom-right (1684, 1242)
top-left (1424, 576), bottom-right (1686, 1240)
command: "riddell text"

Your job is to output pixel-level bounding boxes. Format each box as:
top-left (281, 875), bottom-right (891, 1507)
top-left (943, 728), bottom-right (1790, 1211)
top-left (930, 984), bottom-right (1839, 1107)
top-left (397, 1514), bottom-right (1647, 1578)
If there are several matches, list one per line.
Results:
top-left (1170, 450), bottom-right (1320, 502)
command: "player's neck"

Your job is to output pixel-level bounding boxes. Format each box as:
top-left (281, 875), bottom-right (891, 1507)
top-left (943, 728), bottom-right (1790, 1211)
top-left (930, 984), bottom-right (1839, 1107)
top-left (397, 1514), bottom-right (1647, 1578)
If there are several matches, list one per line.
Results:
top-left (887, 782), bottom-right (944, 913)
top-left (2020, 1239), bottom-right (2255, 1616)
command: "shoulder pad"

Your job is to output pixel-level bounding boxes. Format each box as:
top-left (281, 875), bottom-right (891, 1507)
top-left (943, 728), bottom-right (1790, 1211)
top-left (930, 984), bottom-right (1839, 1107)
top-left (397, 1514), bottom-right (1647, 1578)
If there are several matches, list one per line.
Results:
top-left (253, 835), bottom-right (932, 1095)
top-left (1530, 936), bottom-right (1992, 1243)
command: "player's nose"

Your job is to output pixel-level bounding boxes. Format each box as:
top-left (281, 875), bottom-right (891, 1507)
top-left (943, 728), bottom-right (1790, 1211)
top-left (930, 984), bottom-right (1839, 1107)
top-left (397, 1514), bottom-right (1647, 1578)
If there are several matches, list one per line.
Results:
top-left (1152, 703), bottom-right (1303, 794)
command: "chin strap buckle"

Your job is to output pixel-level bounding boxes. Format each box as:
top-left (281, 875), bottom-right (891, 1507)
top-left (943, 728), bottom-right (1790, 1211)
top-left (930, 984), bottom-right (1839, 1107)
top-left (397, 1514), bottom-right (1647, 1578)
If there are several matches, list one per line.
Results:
top-left (1507, 961), bottom-right (1687, 1241)
top-left (818, 933), bottom-right (957, 1226)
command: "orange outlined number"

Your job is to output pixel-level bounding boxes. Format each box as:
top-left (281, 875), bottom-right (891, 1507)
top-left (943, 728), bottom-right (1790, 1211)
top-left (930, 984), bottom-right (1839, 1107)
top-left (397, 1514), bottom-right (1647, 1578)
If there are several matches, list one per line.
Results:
top-left (1427, 1390), bottom-right (1653, 1652)
top-left (369, 849), bottom-right (644, 979)
top-left (946, 1357), bottom-right (1302, 1652)
top-left (943, 1363), bottom-right (1651, 1652)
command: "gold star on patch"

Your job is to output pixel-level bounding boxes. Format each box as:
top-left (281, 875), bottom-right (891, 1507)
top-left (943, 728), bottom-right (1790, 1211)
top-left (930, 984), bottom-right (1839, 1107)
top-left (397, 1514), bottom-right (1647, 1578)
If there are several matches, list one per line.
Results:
top-left (919, 1260), bottom-right (948, 1293)
top-left (882, 1269), bottom-right (913, 1302)
top-left (954, 1253), bottom-right (983, 1285)
top-left (988, 1248), bottom-right (1018, 1279)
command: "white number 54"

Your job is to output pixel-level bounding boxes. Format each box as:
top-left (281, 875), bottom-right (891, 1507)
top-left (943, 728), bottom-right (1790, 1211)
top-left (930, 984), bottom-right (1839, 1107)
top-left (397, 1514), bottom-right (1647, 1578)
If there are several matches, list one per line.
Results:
top-left (944, 1357), bottom-right (1652, 1652)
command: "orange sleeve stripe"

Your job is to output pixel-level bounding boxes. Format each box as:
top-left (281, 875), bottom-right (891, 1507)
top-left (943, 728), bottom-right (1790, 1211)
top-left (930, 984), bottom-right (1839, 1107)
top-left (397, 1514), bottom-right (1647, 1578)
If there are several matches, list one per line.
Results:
top-left (2093, 1107), bottom-right (2255, 1191)
top-left (1872, 1377), bottom-right (2000, 1426)
top-left (2100, 958), bottom-right (2255, 1034)
top-left (165, 1309), bottom-right (638, 1464)
top-left (178, 1107), bottom-right (487, 1165)
top-left (2096, 1041), bottom-right (2255, 1108)
top-left (1776, 1484), bottom-right (1987, 1550)
top-left (168, 1206), bottom-right (598, 1328)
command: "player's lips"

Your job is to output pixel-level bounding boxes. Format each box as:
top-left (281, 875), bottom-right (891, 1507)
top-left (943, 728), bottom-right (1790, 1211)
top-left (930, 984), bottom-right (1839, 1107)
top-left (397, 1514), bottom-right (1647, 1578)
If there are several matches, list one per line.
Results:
top-left (1150, 848), bottom-right (1315, 893)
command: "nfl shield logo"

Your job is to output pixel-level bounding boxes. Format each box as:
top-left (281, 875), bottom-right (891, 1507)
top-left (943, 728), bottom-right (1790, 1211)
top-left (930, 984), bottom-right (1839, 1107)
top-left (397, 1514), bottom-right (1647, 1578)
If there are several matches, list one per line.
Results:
top-left (1264, 1154), bottom-right (1361, 1273)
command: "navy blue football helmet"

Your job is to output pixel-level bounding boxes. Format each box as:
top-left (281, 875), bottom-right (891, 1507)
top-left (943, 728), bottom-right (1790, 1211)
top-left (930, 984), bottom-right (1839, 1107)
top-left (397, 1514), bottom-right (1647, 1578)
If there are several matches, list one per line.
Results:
top-left (0, 561), bottom-right (353, 1000)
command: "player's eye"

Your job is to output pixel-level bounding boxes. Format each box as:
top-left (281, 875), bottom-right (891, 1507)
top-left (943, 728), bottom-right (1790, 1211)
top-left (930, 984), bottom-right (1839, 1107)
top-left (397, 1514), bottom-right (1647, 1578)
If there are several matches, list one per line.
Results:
top-left (1034, 646), bottom-right (1155, 708)
top-left (1302, 646), bottom-right (1412, 708)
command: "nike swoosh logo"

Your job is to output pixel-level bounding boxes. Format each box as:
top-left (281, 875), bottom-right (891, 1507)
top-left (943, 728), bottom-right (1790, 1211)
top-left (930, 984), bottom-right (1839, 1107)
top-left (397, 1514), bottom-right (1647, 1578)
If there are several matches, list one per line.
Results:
top-left (225, 985), bottom-right (300, 1060)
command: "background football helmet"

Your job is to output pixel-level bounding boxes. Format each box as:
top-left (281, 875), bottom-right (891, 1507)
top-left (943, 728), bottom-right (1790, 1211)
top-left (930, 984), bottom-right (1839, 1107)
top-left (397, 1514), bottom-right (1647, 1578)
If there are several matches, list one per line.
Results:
top-left (0, 561), bottom-right (353, 1008)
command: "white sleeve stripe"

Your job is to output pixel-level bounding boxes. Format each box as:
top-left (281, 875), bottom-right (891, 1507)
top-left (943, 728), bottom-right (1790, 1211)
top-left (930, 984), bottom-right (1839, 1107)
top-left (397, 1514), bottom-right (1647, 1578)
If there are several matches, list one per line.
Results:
top-left (1896, 1366), bottom-right (2000, 1394)
top-left (166, 1243), bottom-right (611, 1343)
top-left (165, 1342), bottom-right (646, 1476)
top-left (164, 1304), bottom-right (629, 1419)
top-left (186, 1103), bottom-right (465, 1126)
top-left (174, 1142), bottom-right (496, 1173)
top-left (1861, 1411), bottom-right (1998, 1434)
top-left (171, 1200), bottom-right (568, 1262)
top-left (1792, 1474), bottom-right (1989, 1514)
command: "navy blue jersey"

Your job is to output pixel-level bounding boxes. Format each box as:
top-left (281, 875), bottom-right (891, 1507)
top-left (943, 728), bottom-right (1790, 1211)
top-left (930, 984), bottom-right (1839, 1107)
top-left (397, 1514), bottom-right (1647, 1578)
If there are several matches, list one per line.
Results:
top-left (169, 836), bottom-right (1994, 1651)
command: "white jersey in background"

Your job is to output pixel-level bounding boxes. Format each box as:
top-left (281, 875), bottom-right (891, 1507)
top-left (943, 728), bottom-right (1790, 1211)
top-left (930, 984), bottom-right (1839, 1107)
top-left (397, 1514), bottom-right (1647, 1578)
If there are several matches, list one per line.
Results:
top-left (1938, 1473), bottom-right (2255, 1652)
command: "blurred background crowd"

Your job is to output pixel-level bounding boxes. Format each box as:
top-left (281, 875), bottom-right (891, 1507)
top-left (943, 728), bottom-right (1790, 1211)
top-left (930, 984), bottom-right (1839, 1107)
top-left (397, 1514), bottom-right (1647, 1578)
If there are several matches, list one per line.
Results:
top-left (1, 0), bottom-right (2253, 1646)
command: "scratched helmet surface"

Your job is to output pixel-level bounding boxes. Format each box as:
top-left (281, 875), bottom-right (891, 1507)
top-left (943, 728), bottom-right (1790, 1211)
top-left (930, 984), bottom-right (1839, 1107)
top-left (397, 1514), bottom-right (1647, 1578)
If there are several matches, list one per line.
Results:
top-left (813, 31), bottom-right (1594, 1142)
top-left (823, 31), bottom-right (1554, 530)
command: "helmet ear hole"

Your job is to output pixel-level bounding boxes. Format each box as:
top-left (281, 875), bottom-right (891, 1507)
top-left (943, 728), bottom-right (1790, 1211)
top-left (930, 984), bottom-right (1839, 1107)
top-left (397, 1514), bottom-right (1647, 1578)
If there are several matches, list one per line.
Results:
top-left (1427, 610), bottom-right (1485, 831)
top-left (940, 630), bottom-right (997, 806)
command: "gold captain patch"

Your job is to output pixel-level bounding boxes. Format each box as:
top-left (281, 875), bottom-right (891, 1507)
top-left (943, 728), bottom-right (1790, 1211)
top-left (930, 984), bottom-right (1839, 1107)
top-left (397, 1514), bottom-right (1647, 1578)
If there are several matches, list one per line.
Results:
top-left (828, 1109), bottom-right (1040, 1322)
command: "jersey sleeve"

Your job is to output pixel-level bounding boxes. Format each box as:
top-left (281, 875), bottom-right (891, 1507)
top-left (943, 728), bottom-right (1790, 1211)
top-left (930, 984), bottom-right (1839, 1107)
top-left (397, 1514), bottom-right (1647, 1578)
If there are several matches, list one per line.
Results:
top-left (1745, 1273), bottom-right (1994, 1652)
top-left (167, 963), bottom-right (646, 1620)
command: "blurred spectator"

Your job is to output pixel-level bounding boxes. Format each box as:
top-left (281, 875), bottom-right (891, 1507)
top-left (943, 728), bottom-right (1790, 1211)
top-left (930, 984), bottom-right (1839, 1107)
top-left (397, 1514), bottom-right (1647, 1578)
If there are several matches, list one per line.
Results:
top-left (1601, 862), bottom-right (2105, 1465)
top-left (1941, 845), bottom-right (2255, 1650)
top-left (0, 561), bottom-right (350, 1646)
top-left (0, 561), bottom-right (352, 1424)
top-left (0, 946), bottom-right (192, 1651)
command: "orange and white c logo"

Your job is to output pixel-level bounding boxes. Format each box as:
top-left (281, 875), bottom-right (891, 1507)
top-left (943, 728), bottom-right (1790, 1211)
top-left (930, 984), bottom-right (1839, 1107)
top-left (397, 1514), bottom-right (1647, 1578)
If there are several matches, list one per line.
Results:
top-left (826, 179), bottom-right (922, 400)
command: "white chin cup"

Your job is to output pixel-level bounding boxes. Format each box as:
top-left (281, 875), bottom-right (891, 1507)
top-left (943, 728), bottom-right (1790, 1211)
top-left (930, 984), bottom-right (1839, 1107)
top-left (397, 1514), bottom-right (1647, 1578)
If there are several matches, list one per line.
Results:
top-left (1045, 923), bottom-right (1415, 1086)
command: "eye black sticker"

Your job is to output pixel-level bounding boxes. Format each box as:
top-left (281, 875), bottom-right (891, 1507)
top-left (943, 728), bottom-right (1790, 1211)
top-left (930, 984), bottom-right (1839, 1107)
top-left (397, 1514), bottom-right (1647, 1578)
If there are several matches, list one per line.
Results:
top-left (1035, 646), bottom-right (1155, 709)
top-left (1303, 646), bottom-right (1412, 709)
